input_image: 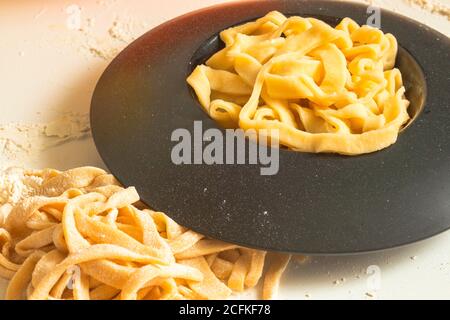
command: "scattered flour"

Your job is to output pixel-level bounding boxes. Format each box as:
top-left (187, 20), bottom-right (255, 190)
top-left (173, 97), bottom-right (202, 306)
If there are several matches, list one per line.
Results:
top-left (0, 167), bottom-right (43, 207)
top-left (405, 0), bottom-right (450, 20)
top-left (109, 19), bottom-right (136, 43)
top-left (61, 1), bottom-right (450, 61)
top-left (76, 15), bottom-right (150, 61)
top-left (44, 113), bottom-right (90, 139)
top-left (0, 112), bottom-right (90, 165)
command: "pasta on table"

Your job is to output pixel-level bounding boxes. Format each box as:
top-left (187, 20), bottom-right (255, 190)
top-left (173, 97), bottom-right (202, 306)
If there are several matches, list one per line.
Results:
top-left (0, 167), bottom-right (292, 300)
top-left (187, 11), bottom-right (410, 155)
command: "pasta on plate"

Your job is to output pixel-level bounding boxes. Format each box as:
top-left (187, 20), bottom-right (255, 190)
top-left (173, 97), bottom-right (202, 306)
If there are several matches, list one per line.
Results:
top-left (0, 167), bottom-right (292, 300)
top-left (187, 11), bottom-right (410, 155)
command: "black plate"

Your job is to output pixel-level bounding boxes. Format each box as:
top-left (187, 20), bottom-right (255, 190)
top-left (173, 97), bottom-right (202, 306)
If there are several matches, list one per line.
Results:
top-left (91, 0), bottom-right (450, 254)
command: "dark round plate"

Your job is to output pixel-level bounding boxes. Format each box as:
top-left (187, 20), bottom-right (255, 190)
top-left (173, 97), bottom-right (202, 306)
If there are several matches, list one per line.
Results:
top-left (90, 0), bottom-right (450, 254)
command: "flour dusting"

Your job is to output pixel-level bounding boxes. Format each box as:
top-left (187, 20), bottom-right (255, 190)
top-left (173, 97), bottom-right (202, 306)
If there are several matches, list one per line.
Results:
top-left (0, 167), bottom-right (43, 208)
top-left (405, 0), bottom-right (450, 20)
top-left (0, 113), bottom-right (90, 166)
top-left (76, 15), bottom-right (150, 61)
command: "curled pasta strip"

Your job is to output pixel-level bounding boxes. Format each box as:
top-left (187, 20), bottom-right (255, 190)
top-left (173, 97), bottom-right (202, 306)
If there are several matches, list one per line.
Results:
top-left (187, 11), bottom-right (410, 155)
top-left (0, 167), bottom-right (293, 300)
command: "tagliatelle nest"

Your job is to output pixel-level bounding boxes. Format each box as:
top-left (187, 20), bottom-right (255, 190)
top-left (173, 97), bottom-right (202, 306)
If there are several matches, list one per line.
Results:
top-left (0, 167), bottom-right (292, 300)
top-left (187, 11), bottom-right (410, 155)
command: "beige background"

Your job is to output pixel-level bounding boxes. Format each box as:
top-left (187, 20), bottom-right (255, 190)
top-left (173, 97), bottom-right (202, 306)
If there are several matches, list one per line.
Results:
top-left (1, 0), bottom-right (450, 299)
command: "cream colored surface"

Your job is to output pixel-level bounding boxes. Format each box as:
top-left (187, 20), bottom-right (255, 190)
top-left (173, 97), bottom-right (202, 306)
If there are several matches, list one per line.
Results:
top-left (1, 0), bottom-right (450, 299)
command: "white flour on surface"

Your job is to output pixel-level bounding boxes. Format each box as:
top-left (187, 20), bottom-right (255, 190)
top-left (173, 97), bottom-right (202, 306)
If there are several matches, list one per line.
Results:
top-left (405, 0), bottom-right (450, 20)
top-left (76, 15), bottom-right (150, 61)
top-left (0, 112), bottom-right (90, 167)
top-left (78, 0), bottom-right (450, 62)
top-left (0, 167), bottom-right (43, 208)
top-left (0, 168), bottom-right (44, 239)
top-left (44, 112), bottom-right (90, 139)
top-left (41, 1), bottom-right (450, 61)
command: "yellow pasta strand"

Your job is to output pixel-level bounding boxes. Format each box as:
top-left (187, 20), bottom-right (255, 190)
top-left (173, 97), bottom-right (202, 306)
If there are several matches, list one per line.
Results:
top-left (187, 11), bottom-right (410, 155)
top-left (263, 253), bottom-right (292, 300)
top-left (0, 167), bottom-right (296, 300)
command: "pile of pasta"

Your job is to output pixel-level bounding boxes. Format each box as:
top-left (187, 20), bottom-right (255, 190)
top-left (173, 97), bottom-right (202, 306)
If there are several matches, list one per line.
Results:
top-left (187, 11), bottom-right (410, 155)
top-left (0, 167), bottom-right (292, 300)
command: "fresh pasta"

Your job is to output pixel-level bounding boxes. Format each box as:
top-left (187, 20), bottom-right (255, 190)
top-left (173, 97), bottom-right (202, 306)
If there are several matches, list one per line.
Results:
top-left (187, 11), bottom-right (410, 155)
top-left (0, 167), bottom-right (294, 300)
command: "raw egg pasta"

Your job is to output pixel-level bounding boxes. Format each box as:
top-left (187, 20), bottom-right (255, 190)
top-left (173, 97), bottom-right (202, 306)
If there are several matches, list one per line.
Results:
top-left (0, 167), bottom-right (292, 300)
top-left (187, 11), bottom-right (410, 155)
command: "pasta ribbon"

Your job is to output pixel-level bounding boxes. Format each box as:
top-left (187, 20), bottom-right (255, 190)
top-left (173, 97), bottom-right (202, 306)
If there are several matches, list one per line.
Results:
top-left (187, 12), bottom-right (410, 155)
top-left (0, 167), bottom-right (291, 300)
